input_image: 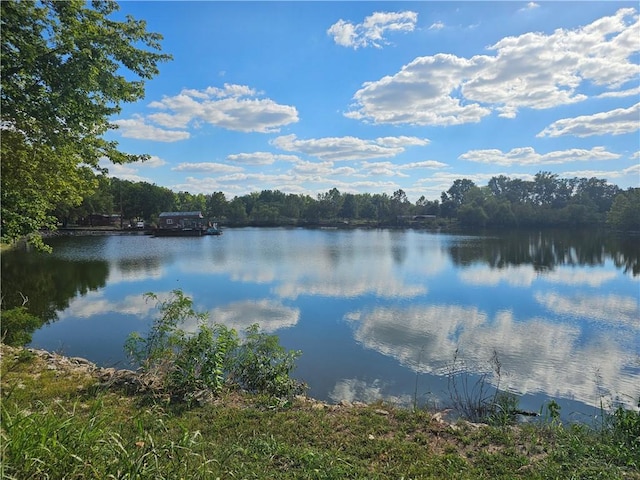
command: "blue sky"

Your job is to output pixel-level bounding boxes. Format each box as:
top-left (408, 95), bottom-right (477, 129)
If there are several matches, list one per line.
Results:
top-left (103, 1), bottom-right (640, 202)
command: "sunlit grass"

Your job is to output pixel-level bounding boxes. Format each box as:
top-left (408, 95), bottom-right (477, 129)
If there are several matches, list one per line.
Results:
top-left (2, 345), bottom-right (639, 479)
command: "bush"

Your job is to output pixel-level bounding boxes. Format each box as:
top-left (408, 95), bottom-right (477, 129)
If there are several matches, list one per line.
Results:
top-left (125, 290), bottom-right (304, 405)
top-left (232, 324), bottom-right (304, 398)
top-left (0, 306), bottom-right (41, 346)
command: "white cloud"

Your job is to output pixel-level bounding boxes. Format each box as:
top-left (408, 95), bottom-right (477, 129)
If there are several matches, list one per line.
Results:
top-left (538, 103), bottom-right (640, 138)
top-left (138, 155), bottom-right (168, 168)
top-left (560, 163), bottom-right (640, 181)
top-left (520, 2), bottom-right (540, 12)
top-left (99, 160), bottom-right (151, 183)
top-left (597, 86), bottom-right (640, 98)
top-left (328, 11), bottom-right (418, 49)
top-left (429, 21), bottom-right (445, 31)
top-left (113, 115), bottom-right (190, 142)
top-left (347, 8), bottom-right (640, 125)
top-left (360, 161), bottom-right (410, 178)
top-left (172, 162), bottom-right (244, 173)
top-left (400, 160), bottom-right (448, 169)
top-left (291, 159), bottom-right (336, 176)
top-left (272, 134), bottom-right (428, 161)
top-left (376, 136), bottom-right (430, 148)
top-left (142, 84), bottom-right (298, 134)
top-left (459, 146), bottom-right (620, 166)
top-left (227, 152), bottom-right (300, 166)
top-left (346, 54), bottom-right (491, 126)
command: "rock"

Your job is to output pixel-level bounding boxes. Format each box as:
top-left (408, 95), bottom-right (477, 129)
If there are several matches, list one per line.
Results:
top-left (70, 356), bottom-right (94, 366)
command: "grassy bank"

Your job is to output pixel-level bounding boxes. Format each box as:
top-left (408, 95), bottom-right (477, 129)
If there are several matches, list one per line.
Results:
top-left (1, 344), bottom-right (638, 479)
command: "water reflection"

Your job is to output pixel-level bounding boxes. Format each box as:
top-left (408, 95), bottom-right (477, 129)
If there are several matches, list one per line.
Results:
top-left (58, 290), bottom-right (159, 320)
top-left (347, 305), bottom-right (640, 410)
top-left (449, 229), bottom-right (639, 276)
top-left (534, 292), bottom-right (640, 329)
top-left (1, 247), bottom-right (109, 323)
top-left (204, 300), bottom-right (299, 333)
top-left (329, 378), bottom-right (413, 406)
top-left (459, 264), bottom-right (620, 287)
top-left (3, 228), bottom-right (638, 417)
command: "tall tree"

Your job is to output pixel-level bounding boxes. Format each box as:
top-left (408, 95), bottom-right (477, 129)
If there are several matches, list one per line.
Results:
top-left (607, 188), bottom-right (640, 231)
top-left (1, 0), bottom-right (171, 248)
top-left (205, 192), bottom-right (228, 220)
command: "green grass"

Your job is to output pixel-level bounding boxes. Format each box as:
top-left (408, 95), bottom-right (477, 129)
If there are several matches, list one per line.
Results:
top-left (2, 345), bottom-right (639, 479)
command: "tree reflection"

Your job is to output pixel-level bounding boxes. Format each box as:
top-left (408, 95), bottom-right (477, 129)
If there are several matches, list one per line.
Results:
top-left (448, 229), bottom-right (639, 275)
top-left (1, 247), bottom-right (109, 326)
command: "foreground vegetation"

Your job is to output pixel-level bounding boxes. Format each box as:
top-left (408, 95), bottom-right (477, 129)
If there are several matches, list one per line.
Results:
top-left (2, 343), bottom-right (639, 480)
top-left (2, 291), bottom-right (639, 479)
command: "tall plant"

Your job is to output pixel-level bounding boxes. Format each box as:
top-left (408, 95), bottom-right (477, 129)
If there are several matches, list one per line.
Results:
top-left (125, 290), bottom-right (304, 404)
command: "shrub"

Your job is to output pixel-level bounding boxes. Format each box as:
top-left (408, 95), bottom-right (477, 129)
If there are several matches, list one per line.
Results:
top-left (125, 290), bottom-right (304, 405)
top-left (232, 323), bottom-right (304, 398)
top-left (0, 306), bottom-right (41, 346)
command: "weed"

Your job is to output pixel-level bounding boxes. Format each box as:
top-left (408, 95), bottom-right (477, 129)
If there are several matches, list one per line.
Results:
top-left (603, 399), bottom-right (640, 467)
top-left (447, 349), bottom-right (522, 426)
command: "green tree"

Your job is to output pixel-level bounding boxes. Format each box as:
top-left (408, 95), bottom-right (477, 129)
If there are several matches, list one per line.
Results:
top-left (205, 192), bottom-right (228, 220)
top-left (532, 172), bottom-right (559, 206)
top-left (339, 193), bottom-right (360, 220)
top-left (390, 189), bottom-right (411, 221)
top-left (317, 188), bottom-right (343, 220)
top-left (458, 203), bottom-right (488, 227)
top-left (174, 192), bottom-right (206, 213)
top-left (371, 193), bottom-right (391, 223)
top-left (608, 188), bottom-right (640, 231)
top-left (281, 193), bottom-right (306, 221)
top-left (227, 197), bottom-right (249, 224)
top-left (1, 0), bottom-right (171, 248)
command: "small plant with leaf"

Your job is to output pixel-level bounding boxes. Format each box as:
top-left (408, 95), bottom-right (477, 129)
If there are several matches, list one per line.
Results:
top-left (125, 290), bottom-right (304, 405)
top-left (232, 323), bottom-right (305, 399)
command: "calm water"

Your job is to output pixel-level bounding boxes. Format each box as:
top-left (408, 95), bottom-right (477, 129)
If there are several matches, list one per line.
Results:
top-left (3, 228), bottom-right (639, 420)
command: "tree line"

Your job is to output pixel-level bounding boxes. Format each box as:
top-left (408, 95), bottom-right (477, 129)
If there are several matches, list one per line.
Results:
top-left (57, 173), bottom-right (639, 231)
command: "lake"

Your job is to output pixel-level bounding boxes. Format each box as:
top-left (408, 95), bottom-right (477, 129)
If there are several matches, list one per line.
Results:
top-left (2, 227), bottom-right (639, 420)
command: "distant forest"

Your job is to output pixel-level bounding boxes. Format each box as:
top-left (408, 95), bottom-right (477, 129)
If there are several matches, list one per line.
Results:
top-left (61, 172), bottom-right (640, 231)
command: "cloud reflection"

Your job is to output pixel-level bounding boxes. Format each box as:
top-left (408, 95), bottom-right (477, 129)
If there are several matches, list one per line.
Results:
top-left (459, 264), bottom-right (538, 287)
top-left (329, 378), bottom-right (413, 406)
top-left (172, 230), bottom-right (450, 300)
top-left (459, 264), bottom-right (618, 288)
top-left (205, 299), bottom-right (299, 333)
top-left (58, 290), bottom-right (163, 319)
top-left (347, 305), bottom-right (640, 409)
top-left (535, 291), bottom-right (640, 329)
